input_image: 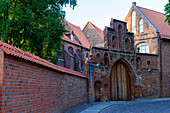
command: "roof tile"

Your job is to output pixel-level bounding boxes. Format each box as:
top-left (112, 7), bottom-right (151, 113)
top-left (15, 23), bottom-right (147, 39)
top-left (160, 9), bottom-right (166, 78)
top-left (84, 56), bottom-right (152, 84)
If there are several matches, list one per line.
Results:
top-left (0, 40), bottom-right (87, 78)
top-left (66, 21), bottom-right (90, 49)
top-left (138, 6), bottom-right (170, 39)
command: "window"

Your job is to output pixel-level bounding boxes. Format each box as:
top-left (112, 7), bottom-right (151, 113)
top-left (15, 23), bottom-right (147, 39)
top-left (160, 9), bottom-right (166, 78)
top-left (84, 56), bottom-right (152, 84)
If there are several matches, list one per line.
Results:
top-left (118, 25), bottom-right (123, 49)
top-left (104, 53), bottom-right (109, 65)
top-left (118, 25), bottom-right (123, 39)
top-left (125, 38), bottom-right (131, 51)
top-left (76, 49), bottom-right (81, 58)
top-left (139, 19), bottom-right (144, 33)
top-left (132, 11), bottom-right (136, 33)
top-left (68, 46), bottom-right (74, 55)
top-left (136, 57), bottom-right (142, 70)
top-left (96, 53), bottom-right (101, 63)
top-left (112, 36), bottom-right (117, 49)
top-left (71, 34), bottom-right (74, 41)
top-left (136, 43), bottom-right (149, 53)
top-left (85, 52), bottom-right (89, 61)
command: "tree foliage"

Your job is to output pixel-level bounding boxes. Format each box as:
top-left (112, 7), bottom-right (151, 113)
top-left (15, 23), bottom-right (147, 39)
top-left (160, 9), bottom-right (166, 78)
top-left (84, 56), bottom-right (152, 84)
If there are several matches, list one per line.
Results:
top-left (0, 0), bottom-right (77, 63)
top-left (165, 0), bottom-right (170, 25)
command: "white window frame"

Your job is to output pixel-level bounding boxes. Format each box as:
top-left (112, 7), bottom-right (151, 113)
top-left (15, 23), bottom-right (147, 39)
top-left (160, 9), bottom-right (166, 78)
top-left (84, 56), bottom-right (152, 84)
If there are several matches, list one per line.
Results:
top-left (139, 19), bottom-right (144, 33)
top-left (71, 34), bottom-right (74, 41)
top-left (136, 43), bottom-right (149, 53)
top-left (132, 11), bottom-right (136, 34)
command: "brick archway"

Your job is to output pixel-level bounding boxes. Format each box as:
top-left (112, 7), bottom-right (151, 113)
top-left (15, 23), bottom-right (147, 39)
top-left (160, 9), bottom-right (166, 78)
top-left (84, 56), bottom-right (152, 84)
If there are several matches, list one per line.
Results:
top-left (109, 58), bottom-right (135, 101)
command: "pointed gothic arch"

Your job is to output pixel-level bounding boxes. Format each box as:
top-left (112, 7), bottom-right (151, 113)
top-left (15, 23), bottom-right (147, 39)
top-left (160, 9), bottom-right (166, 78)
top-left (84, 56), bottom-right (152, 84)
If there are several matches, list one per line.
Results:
top-left (110, 58), bottom-right (135, 101)
top-left (104, 52), bottom-right (109, 65)
top-left (112, 36), bottom-right (118, 49)
top-left (125, 38), bottom-right (131, 51)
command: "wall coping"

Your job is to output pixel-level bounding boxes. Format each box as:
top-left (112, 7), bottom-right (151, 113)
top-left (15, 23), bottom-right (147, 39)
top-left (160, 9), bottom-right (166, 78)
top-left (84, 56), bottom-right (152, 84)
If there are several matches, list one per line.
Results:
top-left (0, 40), bottom-right (87, 79)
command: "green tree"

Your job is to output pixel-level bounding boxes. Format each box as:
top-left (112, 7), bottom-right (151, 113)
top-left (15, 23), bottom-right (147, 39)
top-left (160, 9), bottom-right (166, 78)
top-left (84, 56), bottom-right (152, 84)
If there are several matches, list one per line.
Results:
top-left (0, 0), bottom-right (77, 63)
top-left (165, 0), bottom-right (170, 25)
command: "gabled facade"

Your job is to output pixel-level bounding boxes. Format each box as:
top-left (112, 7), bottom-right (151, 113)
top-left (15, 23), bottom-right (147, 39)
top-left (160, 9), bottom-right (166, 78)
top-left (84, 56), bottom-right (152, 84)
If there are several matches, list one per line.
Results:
top-left (125, 2), bottom-right (170, 98)
top-left (83, 21), bottom-right (104, 47)
top-left (125, 2), bottom-right (159, 54)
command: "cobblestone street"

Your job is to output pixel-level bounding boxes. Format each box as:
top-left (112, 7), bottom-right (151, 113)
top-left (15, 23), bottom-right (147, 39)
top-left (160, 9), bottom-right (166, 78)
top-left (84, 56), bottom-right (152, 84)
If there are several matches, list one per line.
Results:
top-left (100, 100), bottom-right (170, 113)
top-left (67, 98), bottom-right (170, 113)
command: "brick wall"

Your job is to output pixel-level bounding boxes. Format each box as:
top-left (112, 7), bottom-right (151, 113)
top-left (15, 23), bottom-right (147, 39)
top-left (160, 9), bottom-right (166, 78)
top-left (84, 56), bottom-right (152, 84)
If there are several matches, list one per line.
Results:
top-left (136, 53), bottom-right (160, 98)
top-left (83, 22), bottom-right (104, 47)
top-left (161, 40), bottom-right (170, 97)
top-left (0, 50), bottom-right (88, 113)
top-left (87, 46), bottom-right (160, 101)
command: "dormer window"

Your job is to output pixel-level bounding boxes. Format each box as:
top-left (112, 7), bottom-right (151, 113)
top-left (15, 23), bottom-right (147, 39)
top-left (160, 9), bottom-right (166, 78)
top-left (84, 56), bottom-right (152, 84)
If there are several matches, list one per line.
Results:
top-left (71, 34), bottom-right (74, 41)
top-left (139, 19), bottom-right (144, 33)
top-left (132, 11), bottom-right (136, 33)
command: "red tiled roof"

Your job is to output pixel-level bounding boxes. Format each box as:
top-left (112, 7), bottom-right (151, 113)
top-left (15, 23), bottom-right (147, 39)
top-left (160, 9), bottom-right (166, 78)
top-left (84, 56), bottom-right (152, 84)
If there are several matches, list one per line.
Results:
top-left (0, 40), bottom-right (87, 78)
top-left (138, 6), bottom-right (170, 39)
top-left (89, 22), bottom-right (104, 39)
top-left (66, 21), bottom-right (90, 49)
top-left (62, 35), bottom-right (81, 46)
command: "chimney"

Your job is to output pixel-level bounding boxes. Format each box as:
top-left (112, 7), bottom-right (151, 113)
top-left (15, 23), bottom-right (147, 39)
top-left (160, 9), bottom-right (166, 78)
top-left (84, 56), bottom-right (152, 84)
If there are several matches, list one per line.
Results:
top-left (132, 2), bottom-right (136, 5)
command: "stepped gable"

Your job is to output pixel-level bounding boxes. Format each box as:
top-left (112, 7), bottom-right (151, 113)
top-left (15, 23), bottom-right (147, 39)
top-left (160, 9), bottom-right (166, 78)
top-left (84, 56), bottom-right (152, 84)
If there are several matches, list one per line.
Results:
top-left (138, 6), bottom-right (170, 39)
top-left (66, 21), bottom-right (90, 49)
top-left (0, 40), bottom-right (87, 78)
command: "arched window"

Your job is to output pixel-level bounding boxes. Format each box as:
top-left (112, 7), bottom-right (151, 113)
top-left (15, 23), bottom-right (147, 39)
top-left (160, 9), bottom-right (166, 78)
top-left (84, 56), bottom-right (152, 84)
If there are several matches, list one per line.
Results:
top-left (147, 61), bottom-right (151, 68)
top-left (136, 43), bottom-right (149, 53)
top-left (118, 25), bottom-right (123, 39)
top-left (104, 52), bottom-right (109, 65)
top-left (96, 53), bottom-right (101, 62)
top-left (132, 11), bottom-right (136, 33)
top-left (139, 19), bottom-right (143, 33)
top-left (76, 49), bottom-right (81, 58)
top-left (112, 36), bottom-right (117, 49)
top-left (68, 46), bottom-right (74, 55)
top-left (136, 57), bottom-right (142, 69)
top-left (125, 38), bottom-right (131, 51)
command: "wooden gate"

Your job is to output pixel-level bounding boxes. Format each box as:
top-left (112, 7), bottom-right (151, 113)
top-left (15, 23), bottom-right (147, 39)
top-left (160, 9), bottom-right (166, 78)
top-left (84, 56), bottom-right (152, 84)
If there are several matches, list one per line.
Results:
top-left (110, 62), bottom-right (130, 100)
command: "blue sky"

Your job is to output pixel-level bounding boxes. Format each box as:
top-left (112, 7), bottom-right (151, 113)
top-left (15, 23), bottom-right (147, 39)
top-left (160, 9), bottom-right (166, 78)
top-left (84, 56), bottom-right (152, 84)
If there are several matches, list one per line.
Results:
top-left (63, 0), bottom-right (168, 30)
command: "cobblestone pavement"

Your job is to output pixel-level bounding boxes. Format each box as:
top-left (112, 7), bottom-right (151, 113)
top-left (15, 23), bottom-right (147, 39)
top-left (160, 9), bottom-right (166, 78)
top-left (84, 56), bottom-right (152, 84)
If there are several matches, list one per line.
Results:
top-left (65, 102), bottom-right (100, 113)
top-left (100, 100), bottom-right (170, 113)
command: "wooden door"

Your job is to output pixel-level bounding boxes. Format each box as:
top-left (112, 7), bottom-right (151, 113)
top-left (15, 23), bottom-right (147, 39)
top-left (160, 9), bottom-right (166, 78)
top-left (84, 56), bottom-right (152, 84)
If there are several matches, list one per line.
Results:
top-left (95, 81), bottom-right (101, 102)
top-left (110, 62), bottom-right (130, 100)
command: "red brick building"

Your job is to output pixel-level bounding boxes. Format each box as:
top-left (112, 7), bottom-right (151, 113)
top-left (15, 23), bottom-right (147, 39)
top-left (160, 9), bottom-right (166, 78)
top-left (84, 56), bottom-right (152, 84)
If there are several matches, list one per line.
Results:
top-left (83, 2), bottom-right (170, 102)
top-left (83, 21), bottom-right (104, 47)
top-left (125, 2), bottom-right (170, 98)
top-left (58, 21), bottom-right (90, 72)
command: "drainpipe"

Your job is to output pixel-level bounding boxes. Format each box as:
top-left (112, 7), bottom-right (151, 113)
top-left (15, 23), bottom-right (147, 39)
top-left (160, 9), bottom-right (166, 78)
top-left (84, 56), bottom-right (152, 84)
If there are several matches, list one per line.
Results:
top-left (159, 35), bottom-right (163, 98)
top-left (88, 62), bottom-right (93, 103)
